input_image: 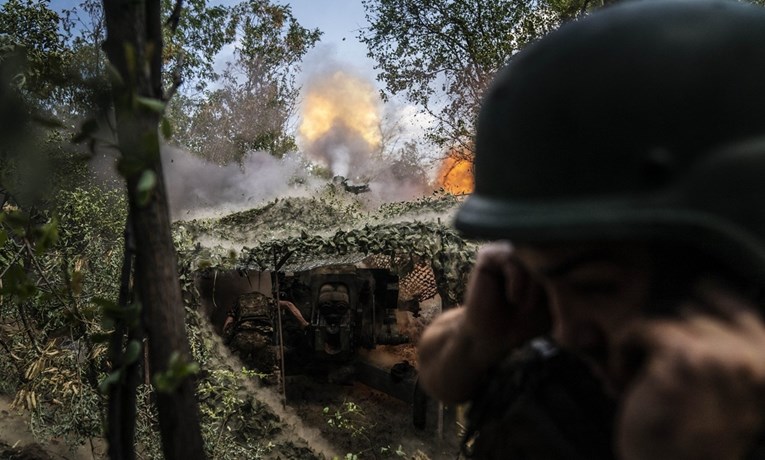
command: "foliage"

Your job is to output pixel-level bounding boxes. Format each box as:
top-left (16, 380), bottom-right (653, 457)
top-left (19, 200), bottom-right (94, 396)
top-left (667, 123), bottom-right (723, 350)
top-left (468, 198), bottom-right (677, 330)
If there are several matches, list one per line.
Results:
top-left (174, 190), bottom-right (476, 305)
top-left (357, 0), bottom-right (637, 161)
top-left (0, 0), bottom-right (73, 104)
top-left (153, 351), bottom-right (201, 393)
top-left (135, 363), bottom-right (283, 460)
top-left (19, 342), bottom-right (104, 443)
top-left (0, 182), bottom-right (328, 457)
top-left (324, 401), bottom-right (409, 460)
top-left (324, 401), bottom-right (370, 440)
top-left (178, 307), bottom-right (322, 459)
top-left (0, 0), bottom-right (353, 458)
top-left (358, 0), bottom-right (549, 157)
top-left (358, 0), bottom-right (765, 162)
top-left (168, 0), bottom-right (322, 163)
top-left (0, 185), bottom-right (126, 446)
top-left (162, 0), bottom-right (234, 93)
top-left (196, 367), bottom-right (277, 459)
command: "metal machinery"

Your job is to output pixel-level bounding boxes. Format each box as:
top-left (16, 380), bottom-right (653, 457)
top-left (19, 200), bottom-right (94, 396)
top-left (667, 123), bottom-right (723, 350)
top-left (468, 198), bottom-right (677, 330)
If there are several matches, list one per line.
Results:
top-left (280, 264), bottom-right (409, 363)
top-left (211, 262), bottom-right (428, 428)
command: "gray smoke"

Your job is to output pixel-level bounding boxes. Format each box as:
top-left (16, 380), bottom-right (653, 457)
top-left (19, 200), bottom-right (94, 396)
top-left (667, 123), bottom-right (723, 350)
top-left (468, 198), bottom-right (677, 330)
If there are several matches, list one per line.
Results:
top-left (161, 145), bottom-right (316, 220)
top-left (299, 116), bottom-right (378, 181)
top-left (296, 53), bottom-right (432, 202)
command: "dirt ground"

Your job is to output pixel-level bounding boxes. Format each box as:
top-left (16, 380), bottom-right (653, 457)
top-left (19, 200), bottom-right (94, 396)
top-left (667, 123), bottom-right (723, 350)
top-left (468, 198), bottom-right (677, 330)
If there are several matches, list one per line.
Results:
top-left (0, 368), bottom-right (461, 460)
top-left (0, 396), bottom-right (105, 460)
top-left (0, 309), bottom-right (460, 459)
top-left (0, 382), bottom-right (461, 460)
top-left (284, 375), bottom-right (462, 460)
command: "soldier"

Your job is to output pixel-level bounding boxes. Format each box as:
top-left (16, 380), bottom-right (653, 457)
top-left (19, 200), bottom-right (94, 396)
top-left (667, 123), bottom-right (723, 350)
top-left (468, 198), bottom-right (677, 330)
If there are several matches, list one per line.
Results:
top-left (223, 292), bottom-right (279, 381)
top-left (418, 1), bottom-right (765, 459)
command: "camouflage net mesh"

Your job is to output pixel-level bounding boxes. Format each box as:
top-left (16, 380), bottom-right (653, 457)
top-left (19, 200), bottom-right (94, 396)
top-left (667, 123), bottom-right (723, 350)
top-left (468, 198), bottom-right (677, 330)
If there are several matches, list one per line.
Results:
top-left (362, 254), bottom-right (438, 302)
top-left (399, 263), bottom-right (439, 302)
top-left (173, 190), bottom-right (478, 305)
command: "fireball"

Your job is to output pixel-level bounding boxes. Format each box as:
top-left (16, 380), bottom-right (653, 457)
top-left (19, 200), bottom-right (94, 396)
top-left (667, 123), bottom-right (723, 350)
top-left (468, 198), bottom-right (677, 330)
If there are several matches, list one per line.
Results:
top-left (298, 71), bottom-right (381, 148)
top-left (437, 156), bottom-right (474, 194)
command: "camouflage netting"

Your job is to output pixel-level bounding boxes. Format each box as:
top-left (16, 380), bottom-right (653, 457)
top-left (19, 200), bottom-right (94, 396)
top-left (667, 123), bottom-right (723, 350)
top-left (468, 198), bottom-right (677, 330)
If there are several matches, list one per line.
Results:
top-left (174, 189), bottom-right (479, 306)
top-left (167, 188), bottom-right (479, 457)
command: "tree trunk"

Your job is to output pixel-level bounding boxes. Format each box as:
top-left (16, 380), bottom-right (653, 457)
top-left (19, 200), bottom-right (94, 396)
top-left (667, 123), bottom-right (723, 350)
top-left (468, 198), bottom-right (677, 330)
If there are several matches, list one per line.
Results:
top-left (102, 1), bottom-right (206, 459)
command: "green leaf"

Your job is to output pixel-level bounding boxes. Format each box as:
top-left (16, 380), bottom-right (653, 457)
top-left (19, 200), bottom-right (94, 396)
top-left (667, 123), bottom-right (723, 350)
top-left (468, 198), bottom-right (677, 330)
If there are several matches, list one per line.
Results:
top-left (135, 96), bottom-right (166, 114)
top-left (4, 210), bottom-right (29, 235)
top-left (1, 264), bottom-right (37, 299)
top-left (136, 170), bottom-right (157, 206)
top-left (123, 43), bottom-right (137, 80)
top-left (123, 340), bottom-right (142, 365)
top-left (153, 351), bottom-right (200, 393)
top-left (105, 62), bottom-right (125, 87)
top-left (99, 369), bottom-right (123, 394)
top-left (161, 117), bottom-right (173, 139)
top-left (117, 155), bottom-right (145, 177)
top-left (35, 217), bottom-right (58, 255)
top-left (101, 316), bottom-right (115, 331)
top-left (0, 229), bottom-right (6, 247)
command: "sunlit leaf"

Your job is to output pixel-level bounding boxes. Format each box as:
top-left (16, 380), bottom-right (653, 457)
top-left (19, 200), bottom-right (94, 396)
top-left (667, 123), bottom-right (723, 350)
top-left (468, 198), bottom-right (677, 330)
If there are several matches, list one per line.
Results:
top-left (136, 96), bottom-right (165, 114)
top-left (136, 170), bottom-right (157, 206)
top-left (35, 217), bottom-right (58, 255)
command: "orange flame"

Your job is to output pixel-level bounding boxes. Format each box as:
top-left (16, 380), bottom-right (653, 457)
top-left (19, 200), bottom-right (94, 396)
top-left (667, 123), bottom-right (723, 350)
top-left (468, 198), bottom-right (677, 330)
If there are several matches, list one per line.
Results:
top-left (298, 71), bottom-right (381, 147)
top-left (437, 156), bottom-right (474, 194)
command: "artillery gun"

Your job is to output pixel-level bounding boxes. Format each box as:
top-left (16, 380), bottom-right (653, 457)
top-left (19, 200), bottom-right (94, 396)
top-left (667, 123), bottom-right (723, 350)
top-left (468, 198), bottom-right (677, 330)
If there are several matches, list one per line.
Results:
top-left (281, 264), bottom-right (407, 361)
top-left (180, 193), bottom-right (476, 430)
top-left (197, 258), bottom-right (440, 428)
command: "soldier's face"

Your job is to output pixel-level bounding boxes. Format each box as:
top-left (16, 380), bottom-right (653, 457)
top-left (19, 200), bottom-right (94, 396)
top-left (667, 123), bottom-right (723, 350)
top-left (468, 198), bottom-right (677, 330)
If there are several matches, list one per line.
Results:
top-left (514, 243), bottom-right (655, 389)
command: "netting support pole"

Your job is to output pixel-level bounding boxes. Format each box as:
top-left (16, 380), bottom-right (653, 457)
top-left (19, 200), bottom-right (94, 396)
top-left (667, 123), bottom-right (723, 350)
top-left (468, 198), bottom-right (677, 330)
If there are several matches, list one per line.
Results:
top-left (273, 250), bottom-right (287, 408)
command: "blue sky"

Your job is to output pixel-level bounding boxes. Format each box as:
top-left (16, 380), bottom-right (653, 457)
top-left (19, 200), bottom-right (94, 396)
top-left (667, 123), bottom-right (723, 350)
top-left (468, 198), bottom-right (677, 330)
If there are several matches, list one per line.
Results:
top-left (277, 1), bottom-right (378, 81)
top-left (45, 0), bottom-right (378, 85)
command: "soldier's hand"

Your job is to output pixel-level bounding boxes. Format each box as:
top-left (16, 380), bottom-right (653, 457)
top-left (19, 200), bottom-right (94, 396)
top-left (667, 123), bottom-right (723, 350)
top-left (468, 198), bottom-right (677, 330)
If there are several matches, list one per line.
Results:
top-left (222, 316), bottom-right (235, 336)
top-left (615, 282), bottom-right (765, 460)
top-left (463, 242), bottom-right (550, 351)
top-left (417, 242), bottom-right (549, 403)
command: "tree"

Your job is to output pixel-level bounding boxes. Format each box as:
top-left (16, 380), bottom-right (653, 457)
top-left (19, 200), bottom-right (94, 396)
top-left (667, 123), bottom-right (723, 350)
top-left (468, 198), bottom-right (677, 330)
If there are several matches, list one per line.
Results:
top-left (0, 0), bottom-right (73, 105)
top-left (101, 0), bottom-right (205, 459)
top-left (169, 0), bottom-right (321, 163)
top-left (1, 0), bottom-right (322, 457)
top-left (161, 0), bottom-right (235, 94)
top-left (358, 0), bottom-right (620, 161)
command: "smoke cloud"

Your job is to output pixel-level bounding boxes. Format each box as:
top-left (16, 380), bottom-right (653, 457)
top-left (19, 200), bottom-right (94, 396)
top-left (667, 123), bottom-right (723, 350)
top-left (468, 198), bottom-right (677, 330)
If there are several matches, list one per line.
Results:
top-left (162, 146), bottom-right (316, 220)
top-left (295, 52), bottom-right (433, 203)
top-left (87, 51), bottom-right (435, 218)
top-left (297, 67), bottom-right (382, 180)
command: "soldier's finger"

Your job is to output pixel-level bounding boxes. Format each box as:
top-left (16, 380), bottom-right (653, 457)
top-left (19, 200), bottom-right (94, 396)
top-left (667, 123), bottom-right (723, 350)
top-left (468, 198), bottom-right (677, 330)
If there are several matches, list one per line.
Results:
top-left (612, 319), bottom-right (695, 388)
top-left (693, 278), bottom-right (763, 333)
top-left (467, 241), bottom-right (517, 306)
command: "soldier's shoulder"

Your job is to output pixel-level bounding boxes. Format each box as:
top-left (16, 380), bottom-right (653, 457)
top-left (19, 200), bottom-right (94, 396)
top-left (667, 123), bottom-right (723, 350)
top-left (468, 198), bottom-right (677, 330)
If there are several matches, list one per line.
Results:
top-left (236, 291), bottom-right (272, 307)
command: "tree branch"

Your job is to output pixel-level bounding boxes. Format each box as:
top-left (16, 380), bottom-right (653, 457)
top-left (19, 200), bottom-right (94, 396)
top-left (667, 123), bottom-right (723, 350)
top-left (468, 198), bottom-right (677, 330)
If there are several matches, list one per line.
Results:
top-left (165, 0), bottom-right (183, 32)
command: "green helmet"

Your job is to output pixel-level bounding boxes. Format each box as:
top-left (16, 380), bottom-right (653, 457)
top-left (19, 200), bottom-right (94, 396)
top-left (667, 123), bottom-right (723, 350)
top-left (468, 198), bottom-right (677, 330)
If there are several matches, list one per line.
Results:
top-left (455, 0), bottom-right (765, 285)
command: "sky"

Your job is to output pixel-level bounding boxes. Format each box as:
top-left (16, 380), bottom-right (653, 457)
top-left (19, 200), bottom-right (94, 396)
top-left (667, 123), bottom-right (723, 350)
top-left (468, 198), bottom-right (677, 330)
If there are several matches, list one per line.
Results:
top-left (45, 0), bottom-right (379, 88)
top-left (276, 0), bottom-right (379, 83)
